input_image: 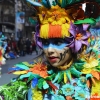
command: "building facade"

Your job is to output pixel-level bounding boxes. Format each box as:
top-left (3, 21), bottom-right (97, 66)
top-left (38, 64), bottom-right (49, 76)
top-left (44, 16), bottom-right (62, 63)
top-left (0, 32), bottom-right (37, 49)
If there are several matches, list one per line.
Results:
top-left (0, 0), bottom-right (35, 40)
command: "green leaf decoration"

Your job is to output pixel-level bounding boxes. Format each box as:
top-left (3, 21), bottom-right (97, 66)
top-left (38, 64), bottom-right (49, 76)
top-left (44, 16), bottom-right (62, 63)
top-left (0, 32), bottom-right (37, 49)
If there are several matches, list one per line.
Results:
top-left (43, 81), bottom-right (49, 89)
top-left (45, 73), bottom-right (56, 80)
top-left (27, 74), bottom-right (34, 83)
top-left (41, 0), bottom-right (51, 8)
top-left (15, 63), bottom-right (29, 70)
top-left (96, 66), bottom-right (100, 72)
top-left (74, 60), bottom-right (85, 71)
top-left (66, 70), bottom-right (72, 82)
top-left (47, 70), bottom-right (53, 74)
top-left (20, 72), bottom-right (32, 79)
top-left (46, 87), bottom-right (54, 95)
top-left (74, 18), bottom-right (96, 24)
top-left (52, 73), bottom-right (60, 83)
top-left (70, 67), bottom-right (82, 77)
top-left (86, 74), bottom-right (93, 79)
top-left (3, 90), bottom-right (14, 98)
top-left (37, 78), bottom-right (44, 89)
top-left (56, 0), bottom-right (81, 8)
top-left (58, 89), bottom-right (63, 95)
top-left (22, 62), bottom-right (33, 68)
top-left (0, 81), bottom-right (28, 100)
top-left (57, 72), bottom-right (64, 83)
top-left (20, 72), bottom-right (40, 80)
top-left (52, 1), bottom-right (56, 6)
top-left (56, 0), bottom-right (67, 8)
top-left (61, 0), bottom-right (68, 7)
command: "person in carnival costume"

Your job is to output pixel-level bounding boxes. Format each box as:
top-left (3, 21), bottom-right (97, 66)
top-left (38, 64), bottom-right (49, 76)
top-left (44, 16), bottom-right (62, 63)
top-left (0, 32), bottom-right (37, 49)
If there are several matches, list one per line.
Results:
top-left (0, 0), bottom-right (100, 100)
top-left (0, 33), bottom-right (7, 66)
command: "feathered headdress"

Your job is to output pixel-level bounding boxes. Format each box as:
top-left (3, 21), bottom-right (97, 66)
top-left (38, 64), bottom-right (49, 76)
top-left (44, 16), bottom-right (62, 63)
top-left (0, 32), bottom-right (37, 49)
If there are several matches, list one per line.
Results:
top-left (26, 0), bottom-right (100, 53)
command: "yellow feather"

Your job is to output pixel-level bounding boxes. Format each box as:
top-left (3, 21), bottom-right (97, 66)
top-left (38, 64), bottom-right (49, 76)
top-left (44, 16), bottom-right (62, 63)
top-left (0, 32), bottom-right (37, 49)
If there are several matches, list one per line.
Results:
top-left (40, 24), bottom-right (49, 39)
top-left (48, 18), bottom-right (54, 23)
top-left (13, 71), bottom-right (27, 75)
top-left (57, 21), bottom-right (62, 25)
top-left (64, 72), bottom-right (67, 83)
top-left (52, 21), bottom-right (57, 25)
top-left (38, 14), bottom-right (43, 22)
top-left (61, 23), bottom-right (70, 38)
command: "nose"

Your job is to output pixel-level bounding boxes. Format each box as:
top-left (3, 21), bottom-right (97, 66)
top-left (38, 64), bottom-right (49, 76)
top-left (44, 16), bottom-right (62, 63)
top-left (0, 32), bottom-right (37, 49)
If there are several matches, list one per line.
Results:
top-left (47, 44), bottom-right (54, 55)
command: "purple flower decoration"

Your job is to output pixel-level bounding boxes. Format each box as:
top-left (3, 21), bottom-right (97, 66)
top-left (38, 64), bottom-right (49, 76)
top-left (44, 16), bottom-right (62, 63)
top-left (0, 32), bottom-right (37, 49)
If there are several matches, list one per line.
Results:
top-left (35, 24), bottom-right (43, 48)
top-left (69, 22), bottom-right (90, 52)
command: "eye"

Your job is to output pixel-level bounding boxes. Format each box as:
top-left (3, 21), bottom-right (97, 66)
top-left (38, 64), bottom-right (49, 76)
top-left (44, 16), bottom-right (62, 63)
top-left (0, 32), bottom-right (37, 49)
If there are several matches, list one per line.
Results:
top-left (43, 41), bottom-right (49, 45)
top-left (54, 39), bottom-right (64, 46)
top-left (41, 39), bottom-right (49, 46)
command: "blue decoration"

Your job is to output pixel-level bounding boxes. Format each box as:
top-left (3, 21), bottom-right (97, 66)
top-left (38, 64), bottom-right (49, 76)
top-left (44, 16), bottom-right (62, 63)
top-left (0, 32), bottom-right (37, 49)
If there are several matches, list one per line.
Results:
top-left (32, 78), bottom-right (38, 88)
top-left (26, 0), bottom-right (42, 6)
top-left (8, 67), bottom-right (24, 72)
top-left (28, 88), bottom-right (32, 100)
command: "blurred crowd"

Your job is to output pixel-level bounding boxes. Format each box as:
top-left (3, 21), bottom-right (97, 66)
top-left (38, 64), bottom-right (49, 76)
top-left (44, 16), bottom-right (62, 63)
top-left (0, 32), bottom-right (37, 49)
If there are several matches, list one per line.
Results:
top-left (4, 37), bottom-right (38, 59)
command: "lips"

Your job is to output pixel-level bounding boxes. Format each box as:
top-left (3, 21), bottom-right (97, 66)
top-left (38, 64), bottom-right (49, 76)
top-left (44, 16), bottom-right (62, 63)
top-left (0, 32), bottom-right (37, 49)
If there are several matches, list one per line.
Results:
top-left (48, 57), bottom-right (58, 62)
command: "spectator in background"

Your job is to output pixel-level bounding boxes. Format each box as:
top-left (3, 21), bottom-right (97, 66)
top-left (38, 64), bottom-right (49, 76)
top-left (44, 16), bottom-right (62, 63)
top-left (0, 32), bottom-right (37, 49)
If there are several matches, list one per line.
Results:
top-left (17, 38), bottom-right (24, 56)
top-left (29, 39), bottom-right (33, 55)
top-left (32, 40), bottom-right (38, 55)
top-left (23, 38), bottom-right (26, 56)
top-left (5, 39), bottom-right (17, 59)
top-left (11, 38), bottom-right (19, 57)
top-left (5, 39), bottom-right (11, 54)
top-left (26, 38), bottom-right (31, 54)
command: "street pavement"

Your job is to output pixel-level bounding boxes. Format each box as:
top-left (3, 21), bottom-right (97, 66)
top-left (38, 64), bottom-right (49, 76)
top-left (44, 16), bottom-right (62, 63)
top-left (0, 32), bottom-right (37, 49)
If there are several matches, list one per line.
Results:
top-left (0, 51), bottom-right (43, 86)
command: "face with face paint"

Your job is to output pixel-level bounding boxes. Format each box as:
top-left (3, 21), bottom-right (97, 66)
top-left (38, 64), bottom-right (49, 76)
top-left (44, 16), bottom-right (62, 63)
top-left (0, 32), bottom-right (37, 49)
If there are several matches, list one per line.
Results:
top-left (41, 38), bottom-right (72, 69)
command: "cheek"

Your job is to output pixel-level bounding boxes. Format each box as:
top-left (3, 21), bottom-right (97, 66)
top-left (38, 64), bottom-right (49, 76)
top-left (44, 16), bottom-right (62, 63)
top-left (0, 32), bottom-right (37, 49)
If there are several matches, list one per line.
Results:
top-left (42, 48), bottom-right (48, 55)
top-left (64, 48), bottom-right (72, 59)
top-left (59, 48), bottom-right (71, 60)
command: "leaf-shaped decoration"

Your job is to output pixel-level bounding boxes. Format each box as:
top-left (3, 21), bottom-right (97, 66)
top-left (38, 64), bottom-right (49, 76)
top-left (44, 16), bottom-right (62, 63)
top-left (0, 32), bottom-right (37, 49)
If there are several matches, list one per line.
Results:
top-left (43, 81), bottom-right (49, 89)
top-left (15, 64), bottom-right (29, 70)
top-left (37, 78), bottom-right (44, 89)
top-left (57, 72), bottom-right (64, 83)
top-left (22, 62), bottom-right (33, 68)
top-left (74, 18), bottom-right (96, 24)
top-left (41, 0), bottom-right (51, 8)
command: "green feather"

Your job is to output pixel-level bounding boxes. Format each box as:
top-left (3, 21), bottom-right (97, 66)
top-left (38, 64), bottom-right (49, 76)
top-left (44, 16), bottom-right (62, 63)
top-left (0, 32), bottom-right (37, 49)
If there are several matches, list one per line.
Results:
top-left (70, 67), bottom-right (82, 77)
top-left (43, 81), bottom-right (49, 89)
top-left (57, 72), bottom-right (64, 83)
top-left (37, 78), bottom-right (44, 89)
top-left (52, 73), bottom-right (60, 83)
top-left (74, 18), bottom-right (96, 24)
top-left (15, 63), bottom-right (29, 70)
top-left (66, 70), bottom-right (72, 82)
top-left (45, 73), bottom-right (56, 81)
top-left (27, 75), bottom-right (34, 83)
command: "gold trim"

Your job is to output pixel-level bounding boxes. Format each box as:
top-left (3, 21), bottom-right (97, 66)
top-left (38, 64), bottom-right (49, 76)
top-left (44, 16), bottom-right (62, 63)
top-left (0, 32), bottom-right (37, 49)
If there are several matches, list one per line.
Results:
top-left (58, 59), bottom-right (73, 70)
